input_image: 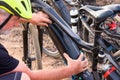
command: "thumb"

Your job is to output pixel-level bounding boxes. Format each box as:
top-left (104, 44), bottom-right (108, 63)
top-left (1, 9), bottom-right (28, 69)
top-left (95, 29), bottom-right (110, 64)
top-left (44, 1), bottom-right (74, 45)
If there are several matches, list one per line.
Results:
top-left (63, 53), bottom-right (71, 61)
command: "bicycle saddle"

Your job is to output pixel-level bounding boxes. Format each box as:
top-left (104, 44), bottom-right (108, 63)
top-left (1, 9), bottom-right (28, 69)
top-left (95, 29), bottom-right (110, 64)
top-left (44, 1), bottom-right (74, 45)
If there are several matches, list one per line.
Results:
top-left (102, 4), bottom-right (120, 13)
top-left (79, 4), bottom-right (120, 23)
top-left (81, 4), bottom-right (120, 12)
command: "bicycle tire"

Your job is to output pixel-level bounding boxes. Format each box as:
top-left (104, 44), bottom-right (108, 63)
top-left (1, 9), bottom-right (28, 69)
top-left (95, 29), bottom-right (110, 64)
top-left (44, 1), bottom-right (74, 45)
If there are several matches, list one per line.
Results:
top-left (42, 28), bottom-right (60, 58)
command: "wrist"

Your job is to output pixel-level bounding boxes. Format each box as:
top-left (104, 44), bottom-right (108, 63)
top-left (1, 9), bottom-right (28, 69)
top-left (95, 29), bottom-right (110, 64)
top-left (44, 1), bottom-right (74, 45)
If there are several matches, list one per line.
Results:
top-left (64, 66), bottom-right (76, 76)
top-left (19, 17), bottom-right (30, 23)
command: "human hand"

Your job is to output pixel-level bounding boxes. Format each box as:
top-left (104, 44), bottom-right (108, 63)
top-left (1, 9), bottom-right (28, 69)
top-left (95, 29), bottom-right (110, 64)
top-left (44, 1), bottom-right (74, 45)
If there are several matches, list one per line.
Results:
top-left (63, 53), bottom-right (88, 75)
top-left (19, 11), bottom-right (52, 27)
top-left (31, 11), bottom-right (52, 26)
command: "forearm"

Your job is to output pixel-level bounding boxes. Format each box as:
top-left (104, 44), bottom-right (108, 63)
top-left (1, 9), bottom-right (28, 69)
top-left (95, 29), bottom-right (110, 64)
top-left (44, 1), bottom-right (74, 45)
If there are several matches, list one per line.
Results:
top-left (12, 54), bottom-right (88, 80)
top-left (30, 66), bottom-right (74, 80)
top-left (13, 62), bottom-right (74, 80)
top-left (29, 53), bottom-right (88, 80)
top-left (18, 17), bottom-right (32, 23)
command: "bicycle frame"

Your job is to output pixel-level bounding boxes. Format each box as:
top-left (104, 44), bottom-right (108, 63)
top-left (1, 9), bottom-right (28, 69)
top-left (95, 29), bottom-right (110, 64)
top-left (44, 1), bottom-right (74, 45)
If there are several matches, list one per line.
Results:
top-left (31, 0), bottom-right (120, 80)
top-left (22, 23), bottom-right (43, 69)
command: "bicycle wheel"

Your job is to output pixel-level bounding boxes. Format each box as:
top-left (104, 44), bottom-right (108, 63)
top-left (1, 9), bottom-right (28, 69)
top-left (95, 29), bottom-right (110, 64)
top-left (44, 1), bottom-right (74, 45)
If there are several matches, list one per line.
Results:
top-left (22, 23), bottom-right (42, 70)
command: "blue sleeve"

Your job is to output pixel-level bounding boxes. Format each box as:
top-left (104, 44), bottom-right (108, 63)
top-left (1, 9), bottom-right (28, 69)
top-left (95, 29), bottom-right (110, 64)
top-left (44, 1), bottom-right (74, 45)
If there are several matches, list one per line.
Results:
top-left (0, 44), bottom-right (19, 74)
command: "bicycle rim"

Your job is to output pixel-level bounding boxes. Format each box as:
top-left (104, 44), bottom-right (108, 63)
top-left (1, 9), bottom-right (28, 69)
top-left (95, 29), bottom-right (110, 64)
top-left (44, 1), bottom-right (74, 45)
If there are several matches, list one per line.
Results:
top-left (42, 27), bottom-right (60, 58)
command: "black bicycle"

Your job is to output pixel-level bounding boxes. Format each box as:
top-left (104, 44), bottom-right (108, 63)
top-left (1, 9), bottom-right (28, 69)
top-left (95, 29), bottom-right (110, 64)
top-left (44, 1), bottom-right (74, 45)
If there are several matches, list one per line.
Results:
top-left (22, 0), bottom-right (120, 80)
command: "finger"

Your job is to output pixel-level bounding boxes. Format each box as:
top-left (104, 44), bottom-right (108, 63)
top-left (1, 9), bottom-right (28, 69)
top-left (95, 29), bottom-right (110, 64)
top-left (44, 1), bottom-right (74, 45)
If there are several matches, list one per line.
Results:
top-left (38, 23), bottom-right (48, 27)
top-left (83, 65), bottom-right (88, 69)
top-left (83, 58), bottom-right (88, 64)
top-left (43, 14), bottom-right (50, 18)
top-left (38, 11), bottom-right (50, 18)
top-left (42, 18), bottom-right (52, 24)
top-left (44, 14), bottom-right (49, 18)
top-left (82, 59), bottom-right (89, 67)
top-left (63, 53), bottom-right (72, 61)
top-left (82, 66), bottom-right (88, 71)
top-left (78, 52), bottom-right (84, 60)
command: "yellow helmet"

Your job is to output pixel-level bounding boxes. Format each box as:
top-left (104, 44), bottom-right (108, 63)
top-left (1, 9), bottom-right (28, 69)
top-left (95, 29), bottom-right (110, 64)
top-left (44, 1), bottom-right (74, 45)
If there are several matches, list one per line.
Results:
top-left (0, 0), bottom-right (32, 19)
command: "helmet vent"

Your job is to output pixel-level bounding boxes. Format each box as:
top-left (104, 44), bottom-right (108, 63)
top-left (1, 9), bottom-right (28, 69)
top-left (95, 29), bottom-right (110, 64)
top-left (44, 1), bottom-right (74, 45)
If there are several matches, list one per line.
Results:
top-left (15, 8), bottom-right (21, 14)
top-left (21, 1), bottom-right (27, 11)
